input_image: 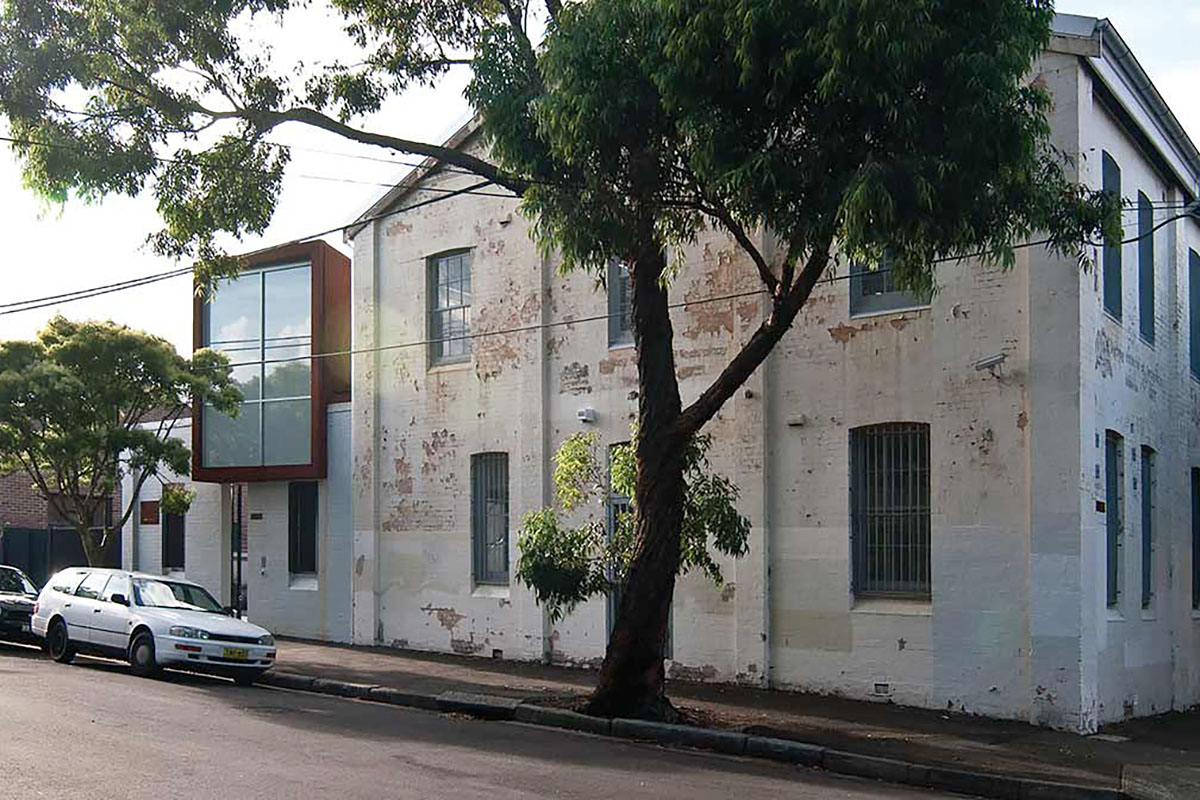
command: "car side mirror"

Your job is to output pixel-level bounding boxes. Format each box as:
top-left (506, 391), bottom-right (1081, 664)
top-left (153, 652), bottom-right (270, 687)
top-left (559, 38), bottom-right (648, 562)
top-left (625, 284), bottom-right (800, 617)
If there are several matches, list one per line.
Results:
top-left (110, 593), bottom-right (129, 606)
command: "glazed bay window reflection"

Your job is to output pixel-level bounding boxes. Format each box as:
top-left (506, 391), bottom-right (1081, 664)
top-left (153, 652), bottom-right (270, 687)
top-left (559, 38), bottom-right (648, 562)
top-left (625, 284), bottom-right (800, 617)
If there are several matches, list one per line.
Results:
top-left (203, 263), bottom-right (312, 467)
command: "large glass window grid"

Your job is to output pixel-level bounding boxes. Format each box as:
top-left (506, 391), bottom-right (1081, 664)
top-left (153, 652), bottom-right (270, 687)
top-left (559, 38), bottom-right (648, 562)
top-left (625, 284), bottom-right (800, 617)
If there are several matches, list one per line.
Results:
top-left (430, 251), bottom-right (472, 364)
top-left (203, 263), bottom-right (313, 467)
top-left (850, 423), bottom-right (931, 597)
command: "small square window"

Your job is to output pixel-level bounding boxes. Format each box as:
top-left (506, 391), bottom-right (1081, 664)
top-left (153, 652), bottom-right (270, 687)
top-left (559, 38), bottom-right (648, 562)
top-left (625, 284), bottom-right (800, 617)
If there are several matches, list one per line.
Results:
top-left (849, 255), bottom-right (927, 316)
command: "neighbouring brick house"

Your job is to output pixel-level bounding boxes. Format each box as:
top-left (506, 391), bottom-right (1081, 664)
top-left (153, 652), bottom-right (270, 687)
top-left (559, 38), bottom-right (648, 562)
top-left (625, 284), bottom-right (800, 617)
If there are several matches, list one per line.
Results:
top-left (0, 470), bottom-right (46, 530)
top-left (125, 14), bottom-right (1200, 732)
top-left (0, 470), bottom-right (121, 584)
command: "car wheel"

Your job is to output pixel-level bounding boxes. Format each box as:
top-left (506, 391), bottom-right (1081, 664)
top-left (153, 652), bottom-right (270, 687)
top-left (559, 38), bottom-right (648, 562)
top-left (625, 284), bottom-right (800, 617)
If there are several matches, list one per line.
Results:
top-left (47, 619), bottom-right (75, 664)
top-left (233, 670), bottom-right (265, 687)
top-left (128, 631), bottom-right (160, 678)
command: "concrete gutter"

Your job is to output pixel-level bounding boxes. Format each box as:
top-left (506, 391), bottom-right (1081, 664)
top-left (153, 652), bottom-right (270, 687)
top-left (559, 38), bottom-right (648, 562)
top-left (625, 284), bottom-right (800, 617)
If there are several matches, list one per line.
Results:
top-left (260, 670), bottom-right (1132, 800)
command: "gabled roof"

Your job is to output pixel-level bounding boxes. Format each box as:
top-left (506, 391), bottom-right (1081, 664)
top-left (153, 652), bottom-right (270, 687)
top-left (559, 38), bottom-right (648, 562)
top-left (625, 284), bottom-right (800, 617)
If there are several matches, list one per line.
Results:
top-left (344, 115), bottom-right (483, 243)
top-left (1051, 14), bottom-right (1200, 201)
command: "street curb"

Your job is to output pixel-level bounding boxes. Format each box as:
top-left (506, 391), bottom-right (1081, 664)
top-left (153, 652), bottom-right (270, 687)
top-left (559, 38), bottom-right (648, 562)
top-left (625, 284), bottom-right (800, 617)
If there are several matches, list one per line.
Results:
top-left (259, 670), bottom-right (1129, 800)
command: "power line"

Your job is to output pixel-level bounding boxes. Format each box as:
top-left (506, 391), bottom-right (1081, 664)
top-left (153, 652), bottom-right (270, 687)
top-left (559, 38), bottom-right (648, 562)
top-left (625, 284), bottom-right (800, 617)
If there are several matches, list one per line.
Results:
top-left (3, 199), bottom-right (1194, 321)
top-left (203, 210), bottom-right (1198, 371)
top-left (0, 268), bottom-right (192, 313)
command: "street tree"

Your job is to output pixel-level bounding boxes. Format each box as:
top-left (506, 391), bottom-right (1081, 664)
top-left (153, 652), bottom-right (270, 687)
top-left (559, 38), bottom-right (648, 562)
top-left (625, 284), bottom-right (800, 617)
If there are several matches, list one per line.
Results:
top-left (0, 1), bottom-right (1117, 718)
top-left (0, 317), bottom-right (241, 566)
top-left (517, 430), bottom-right (749, 625)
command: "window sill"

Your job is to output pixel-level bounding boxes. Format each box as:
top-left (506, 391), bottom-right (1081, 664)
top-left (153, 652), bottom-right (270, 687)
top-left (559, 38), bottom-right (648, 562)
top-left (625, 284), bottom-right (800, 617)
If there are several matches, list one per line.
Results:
top-left (851, 596), bottom-right (932, 616)
top-left (472, 584), bottom-right (510, 599)
top-left (1106, 606), bottom-right (1125, 622)
top-left (848, 303), bottom-right (930, 321)
top-left (289, 574), bottom-right (319, 591)
top-left (607, 341), bottom-right (635, 353)
top-left (1192, 609), bottom-right (1200, 621)
top-left (428, 360), bottom-right (473, 375)
top-left (1101, 309), bottom-right (1123, 326)
top-left (1140, 608), bottom-right (1156, 622)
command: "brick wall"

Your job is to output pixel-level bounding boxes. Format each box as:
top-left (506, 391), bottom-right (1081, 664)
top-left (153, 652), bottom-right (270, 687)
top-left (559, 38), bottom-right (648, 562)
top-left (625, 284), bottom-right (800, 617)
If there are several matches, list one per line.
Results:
top-left (0, 470), bottom-right (47, 530)
top-left (1, 470), bottom-right (124, 533)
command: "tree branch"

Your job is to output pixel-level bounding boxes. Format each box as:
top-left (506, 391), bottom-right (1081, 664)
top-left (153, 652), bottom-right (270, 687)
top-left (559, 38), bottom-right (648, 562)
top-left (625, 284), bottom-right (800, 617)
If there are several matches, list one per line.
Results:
top-left (701, 200), bottom-right (779, 296)
top-left (245, 106), bottom-right (531, 195)
top-left (676, 236), bottom-right (834, 438)
top-left (545, 0), bottom-right (563, 21)
top-left (500, 0), bottom-right (539, 72)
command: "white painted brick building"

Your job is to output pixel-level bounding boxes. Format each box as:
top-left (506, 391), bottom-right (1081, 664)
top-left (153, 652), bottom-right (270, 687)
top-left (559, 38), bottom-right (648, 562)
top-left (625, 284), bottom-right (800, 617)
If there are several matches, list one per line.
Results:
top-left (127, 14), bottom-right (1200, 732)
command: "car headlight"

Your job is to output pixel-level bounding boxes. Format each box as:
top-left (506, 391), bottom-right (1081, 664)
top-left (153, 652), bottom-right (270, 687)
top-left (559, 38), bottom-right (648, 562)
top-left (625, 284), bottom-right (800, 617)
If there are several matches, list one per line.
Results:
top-left (258, 634), bottom-right (275, 646)
top-left (169, 626), bottom-right (210, 640)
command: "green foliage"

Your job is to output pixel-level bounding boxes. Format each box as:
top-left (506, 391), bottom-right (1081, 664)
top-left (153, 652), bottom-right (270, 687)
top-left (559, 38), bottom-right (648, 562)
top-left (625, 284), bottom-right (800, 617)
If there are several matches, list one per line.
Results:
top-left (160, 484), bottom-right (198, 516)
top-left (470, 0), bottom-right (1118, 288)
top-left (0, 1), bottom-right (1115, 288)
top-left (0, 317), bottom-right (241, 564)
top-left (516, 430), bottom-right (750, 623)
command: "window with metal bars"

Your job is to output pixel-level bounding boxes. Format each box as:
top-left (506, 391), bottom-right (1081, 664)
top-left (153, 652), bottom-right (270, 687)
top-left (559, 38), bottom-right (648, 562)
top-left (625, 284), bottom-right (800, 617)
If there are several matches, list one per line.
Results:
top-left (1140, 447), bottom-right (1155, 609)
top-left (471, 453), bottom-right (509, 585)
top-left (1192, 469), bottom-right (1200, 611)
top-left (1102, 152), bottom-right (1123, 320)
top-left (607, 259), bottom-right (634, 347)
top-left (850, 423), bottom-right (931, 597)
top-left (1105, 431), bottom-right (1125, 608)
top-left (1137, 192), bottom-right (1155, 344)
top-left (1190, 249), bottom-right (1200, 379)
top-left (429, 250), bottom-right (472, 365)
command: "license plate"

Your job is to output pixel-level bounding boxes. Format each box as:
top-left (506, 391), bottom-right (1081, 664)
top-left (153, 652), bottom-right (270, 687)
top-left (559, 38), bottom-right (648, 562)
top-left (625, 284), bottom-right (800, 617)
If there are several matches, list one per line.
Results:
top-left (223, 647), bottom-right (249, 661)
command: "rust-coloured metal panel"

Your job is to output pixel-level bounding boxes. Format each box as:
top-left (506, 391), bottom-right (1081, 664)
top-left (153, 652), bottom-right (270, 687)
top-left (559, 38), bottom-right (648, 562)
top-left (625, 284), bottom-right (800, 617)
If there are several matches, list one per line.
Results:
top-left (139, 500), bottom-right (160, 525)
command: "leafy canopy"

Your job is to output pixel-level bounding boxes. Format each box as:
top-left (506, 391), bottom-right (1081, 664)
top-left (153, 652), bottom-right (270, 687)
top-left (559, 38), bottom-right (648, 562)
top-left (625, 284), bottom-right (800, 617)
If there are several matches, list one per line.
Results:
top-left (516, 431), bottom-right (750, 623)
top-left (0, 1), bottom-right (1117, 293)
top-left (0, 316), bottom-right (240, 563)
top-left (471, 0), bottom-right (1119, 293)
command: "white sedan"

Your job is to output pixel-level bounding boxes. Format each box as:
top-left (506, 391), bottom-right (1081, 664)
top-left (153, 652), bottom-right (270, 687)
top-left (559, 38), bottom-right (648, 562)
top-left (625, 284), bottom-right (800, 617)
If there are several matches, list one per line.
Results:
top-left (32, 568), bottom-right (275, 685)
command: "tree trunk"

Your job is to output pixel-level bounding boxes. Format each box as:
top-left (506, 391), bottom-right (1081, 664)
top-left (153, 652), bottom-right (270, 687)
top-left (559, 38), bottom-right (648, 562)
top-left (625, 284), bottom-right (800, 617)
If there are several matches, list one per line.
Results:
top-left (80, 527), bottom-right (112, 567)
top-left (588, 240), bottom-right (688, 721)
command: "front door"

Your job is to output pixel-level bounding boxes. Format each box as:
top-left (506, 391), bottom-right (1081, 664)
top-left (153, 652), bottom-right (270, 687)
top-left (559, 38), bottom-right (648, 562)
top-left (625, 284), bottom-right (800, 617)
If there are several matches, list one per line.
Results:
top-left (92, 574), bottom-right (133, 652)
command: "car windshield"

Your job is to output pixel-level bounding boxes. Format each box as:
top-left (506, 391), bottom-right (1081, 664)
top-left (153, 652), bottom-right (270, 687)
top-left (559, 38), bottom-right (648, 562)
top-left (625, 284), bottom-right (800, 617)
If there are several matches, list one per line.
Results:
top-left (131, 579), bottom-right (222, 613)
top-left (0, 568), bottom-right (35, 595)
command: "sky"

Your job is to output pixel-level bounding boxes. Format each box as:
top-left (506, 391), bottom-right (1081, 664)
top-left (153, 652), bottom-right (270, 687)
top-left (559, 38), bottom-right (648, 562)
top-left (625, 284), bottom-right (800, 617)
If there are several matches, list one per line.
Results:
top-left (1, 1), bottom-right (1198, 356)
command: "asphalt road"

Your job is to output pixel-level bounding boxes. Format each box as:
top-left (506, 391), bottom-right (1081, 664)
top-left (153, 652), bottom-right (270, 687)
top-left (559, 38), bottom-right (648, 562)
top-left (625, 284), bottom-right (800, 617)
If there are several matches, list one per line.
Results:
top-left (0, 642), bottom-right (970, 800)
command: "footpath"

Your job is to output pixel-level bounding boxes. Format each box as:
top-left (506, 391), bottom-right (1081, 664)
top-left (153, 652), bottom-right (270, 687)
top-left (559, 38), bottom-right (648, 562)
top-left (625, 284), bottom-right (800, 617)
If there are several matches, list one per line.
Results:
top-left (266, 639), bottom-right (1199, 800)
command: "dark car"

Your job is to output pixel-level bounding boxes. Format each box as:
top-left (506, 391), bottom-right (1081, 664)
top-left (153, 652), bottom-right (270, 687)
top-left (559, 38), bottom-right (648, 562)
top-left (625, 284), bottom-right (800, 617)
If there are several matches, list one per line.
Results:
top-left (0, 566), bottom-right (38, 643)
